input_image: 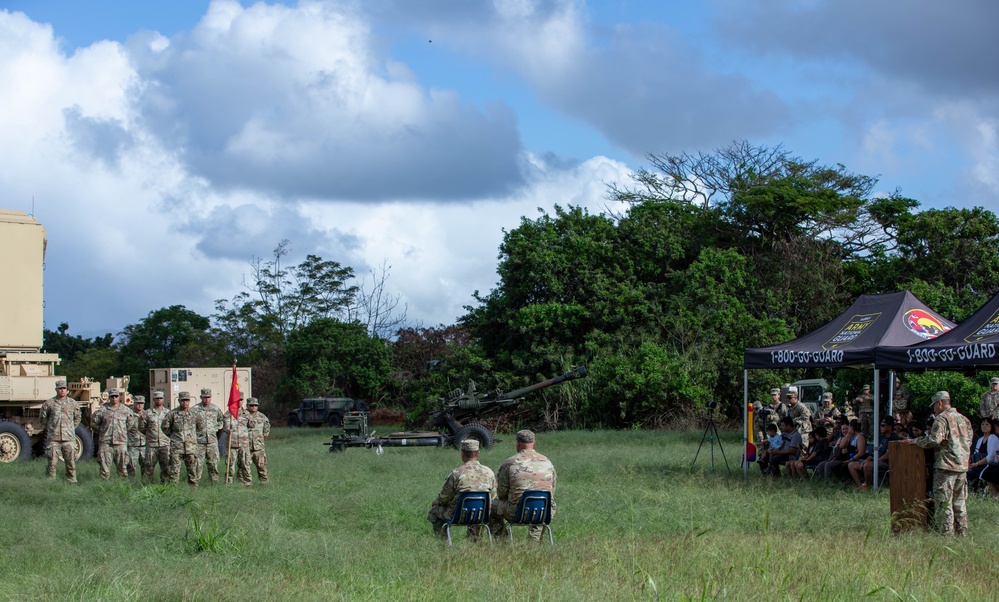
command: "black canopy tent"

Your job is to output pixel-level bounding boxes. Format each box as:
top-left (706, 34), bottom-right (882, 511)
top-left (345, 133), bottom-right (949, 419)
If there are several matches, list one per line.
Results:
top-left (875, 290), bottom-right (999, 371)
top-left (741, 291), bottom-right (956, 487)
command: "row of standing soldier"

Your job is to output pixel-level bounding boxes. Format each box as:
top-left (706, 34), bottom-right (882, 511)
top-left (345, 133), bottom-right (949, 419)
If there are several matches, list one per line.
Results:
top-left (40, 381), bottom-right (269, 486)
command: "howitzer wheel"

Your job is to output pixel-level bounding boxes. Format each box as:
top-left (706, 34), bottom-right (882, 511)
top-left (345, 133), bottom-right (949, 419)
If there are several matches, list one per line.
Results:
top-left (454, 423), bottom-right (493, 450)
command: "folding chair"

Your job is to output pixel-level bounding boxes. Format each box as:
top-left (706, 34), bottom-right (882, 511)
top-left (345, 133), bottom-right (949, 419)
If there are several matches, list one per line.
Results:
top-left (506, 490), bottom-right (554, 545)
top-left (443, 491), bottom-right (493, 546)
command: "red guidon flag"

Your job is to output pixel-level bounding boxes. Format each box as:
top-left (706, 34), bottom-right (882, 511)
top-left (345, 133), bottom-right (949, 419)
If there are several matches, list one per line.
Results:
top-left (228, 364), bottom-right (240, 418)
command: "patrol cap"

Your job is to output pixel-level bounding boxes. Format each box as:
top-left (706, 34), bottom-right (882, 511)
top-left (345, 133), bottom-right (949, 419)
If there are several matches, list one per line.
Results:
top-left (200, 388), bottom-right (212, 397)
top-left (930, 391), bottom-right (950, 405)
top-left (990, 377), bottom-right (999, 385)
top-left (787, 387), bottom-right (798, 397)
top-left (246, 397), bottom-right (259, 406)
top-left (460, 439), bottom-right (480, 452)
top-left (769, 388), bottom-right (780, 395)
top-left (108, 387), bottom-right (121, 396)
top-left (152, 390), bottom-right (165, 399)
top-left (55, 380), bottom-right (68, 389)
top-left (515, 429), bottom-right (535, 443)
top-left (822, 392), bottom-right (833, 401)
top-left (863, 384), bottom-right (871, 391)
top-left (133, 395), bottom-right (146, 404)
top-left (178, 391), bottom-right (193, 401)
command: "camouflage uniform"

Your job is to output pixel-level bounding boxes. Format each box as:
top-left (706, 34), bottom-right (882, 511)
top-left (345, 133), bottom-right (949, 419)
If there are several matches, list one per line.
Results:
top-left (979, 386), bottom-right (999, 420)
top-left (912, 405), bottom-right (973, 536)
top-left (39, 388), bottom-right (81, 483)
top-left (856, 390), bottom-right (874, 439)
top-left (224, 408), bottom-right (252, 486)
top-left (126, 398), bottom-right (146, 477)
top-left (490, 432), bottom-right (557, 541)
top-left (247, 403), bottom-right (270, 483)
top-left (428, 441), bottom-right (497, 539)
top-left (787, 401), bottom-right (813, 437)
top-left (141, 402), bottom-right (171, 482)
top-left (92, 401), bottom-right (138, 479)
top-left (193, 391), bottom-right (224, 483)
top-left (162, 393), bottom-right (205, 485)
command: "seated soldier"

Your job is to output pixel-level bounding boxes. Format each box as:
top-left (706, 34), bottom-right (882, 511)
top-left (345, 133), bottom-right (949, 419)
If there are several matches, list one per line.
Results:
top-left (427, 440), bottom-right (496, 540)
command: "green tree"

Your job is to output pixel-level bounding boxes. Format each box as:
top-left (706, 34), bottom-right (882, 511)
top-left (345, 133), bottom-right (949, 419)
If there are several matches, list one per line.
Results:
top-left (115, 305), bottom-right (212, 392)
top-left (276, 319), bottom-right (391, 407)
top-left (42, 322), bottom-right (112, 366)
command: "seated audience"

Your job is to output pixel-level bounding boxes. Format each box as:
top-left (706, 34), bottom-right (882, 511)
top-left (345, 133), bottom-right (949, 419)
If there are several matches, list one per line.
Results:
top-left (849, 416), bottom-right (900, 489)
top-left (760, 417), bottom-right (802, 477)
top-left (756, 424), bottom-right (783, 475)
top-left (815, 420), bottom-right (864, 481)
top-left (787, 426), bottom-right (830, 479)
top-left (968, 417), bottom-right (999, 496)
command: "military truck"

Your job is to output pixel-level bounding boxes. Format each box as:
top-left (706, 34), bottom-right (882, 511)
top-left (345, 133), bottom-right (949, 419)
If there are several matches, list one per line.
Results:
top-left (789, 378), bottom-right (829, 416)
top-left (288, 397), bottom-right (369, 427)
top-left (0, 209), bottom-right (119, 463)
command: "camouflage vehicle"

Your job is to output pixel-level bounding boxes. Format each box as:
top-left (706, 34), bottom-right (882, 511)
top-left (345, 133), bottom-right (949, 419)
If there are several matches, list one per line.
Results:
top-left (288, 397), bottom-right (369, 427)
top-left (326, 366), bottom-right (587, 452)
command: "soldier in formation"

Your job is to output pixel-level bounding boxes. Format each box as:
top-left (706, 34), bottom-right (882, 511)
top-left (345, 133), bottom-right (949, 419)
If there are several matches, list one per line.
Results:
top-left (489, 429), bottom-right (556, 541)
top-left (162, 391), bottom-right (205, 486)
top-left (980, 377), bottom-right (999, 421)
top-left (39, 380), bottom-right (81, 483)
top-left (427, 439), bottom-right (497, 540)
top-left (91, 387), bottom-right (138, 479)
top-left (246, 397), bottom-right (270, 483)
top-left (141, 391), bottom-right (172, 482)
top-left (224, 395), bottom-right (253, 486)
top-left (907, 391), bottom-right (973, 536)
top-left (193, 388), bottom-right (225, 484)
top-left (126, 395), bottom-right (146, 477)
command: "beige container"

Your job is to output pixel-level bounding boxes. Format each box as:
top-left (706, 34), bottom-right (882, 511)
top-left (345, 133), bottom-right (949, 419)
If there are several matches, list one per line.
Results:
top-left (0, 209), bottom-right (46, 351)
top-left (149, 367), bottom-right (253, 410)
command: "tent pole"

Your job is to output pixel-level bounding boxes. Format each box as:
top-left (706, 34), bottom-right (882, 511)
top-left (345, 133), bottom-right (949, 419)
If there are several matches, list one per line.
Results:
top-left (873, 368), bottom-right (880, 492)
top-left (888, 370), bottom-right (896, 417)
top-left (743, 369), bottom-right (749, 479)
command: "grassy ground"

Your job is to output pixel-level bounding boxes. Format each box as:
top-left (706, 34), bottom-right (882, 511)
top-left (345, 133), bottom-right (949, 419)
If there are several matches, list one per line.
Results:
top-left (1, 427), bottom-right (997, 601)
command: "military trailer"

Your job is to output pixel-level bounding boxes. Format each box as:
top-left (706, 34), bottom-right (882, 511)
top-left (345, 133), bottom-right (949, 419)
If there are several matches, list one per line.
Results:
top-left (288, 397), bottom-right (369, 427)
top-left (0, 209), bottom-right (113, 463)
top-left (148, 367), bottom-right (252, 411)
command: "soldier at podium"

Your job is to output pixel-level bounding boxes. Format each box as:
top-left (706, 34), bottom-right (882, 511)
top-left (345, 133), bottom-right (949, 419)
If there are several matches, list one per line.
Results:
top-left (906, 391), bottom-right (973, 536)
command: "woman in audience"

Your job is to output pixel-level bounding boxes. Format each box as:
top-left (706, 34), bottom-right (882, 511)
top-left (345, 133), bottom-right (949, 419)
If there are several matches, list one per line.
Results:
top-left (815, 422), bottom-right (857, 480)
top-left (787, 426), bottom-right (829, 479)
top-left (968, 417), bottom-right (999, 493)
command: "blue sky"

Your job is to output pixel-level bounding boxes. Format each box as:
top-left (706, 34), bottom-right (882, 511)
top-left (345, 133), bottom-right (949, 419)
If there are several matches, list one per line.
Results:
top-left (1, 0), bottom-right (997, 339)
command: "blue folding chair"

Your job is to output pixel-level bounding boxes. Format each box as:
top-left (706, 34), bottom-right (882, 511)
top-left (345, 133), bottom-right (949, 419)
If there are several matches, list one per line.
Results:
top-left (443, 491), bottom-right (493, 546)
top-left (506, 490), bottom-right (554, 545)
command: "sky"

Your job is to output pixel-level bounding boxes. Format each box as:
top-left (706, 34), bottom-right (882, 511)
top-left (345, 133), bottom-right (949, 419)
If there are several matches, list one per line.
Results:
top-left (2, 0), bottom-right (997, 340)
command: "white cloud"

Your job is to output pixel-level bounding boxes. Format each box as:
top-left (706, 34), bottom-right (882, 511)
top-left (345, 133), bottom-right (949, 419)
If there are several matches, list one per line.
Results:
top-left (0, 6), bottom-right (632, 339)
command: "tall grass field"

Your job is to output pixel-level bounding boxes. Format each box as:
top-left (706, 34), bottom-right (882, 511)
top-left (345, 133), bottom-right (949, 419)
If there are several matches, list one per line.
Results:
top-left (1, 427), bottom-right (998, 601)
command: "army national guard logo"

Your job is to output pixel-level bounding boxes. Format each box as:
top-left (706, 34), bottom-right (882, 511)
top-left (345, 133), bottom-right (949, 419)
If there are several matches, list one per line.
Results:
top-left (903, 309), bottom-right (950, 340)
top-left (964, 307), bottom-right (999, 343)
top-left (823, 313), bottom-right (881, 350)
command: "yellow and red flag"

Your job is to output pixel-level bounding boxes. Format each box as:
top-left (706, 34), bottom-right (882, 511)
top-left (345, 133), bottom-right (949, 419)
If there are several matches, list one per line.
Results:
top-left (745, 402), bottom-right (757, 462)
top-left (228, 364), bottom-right (240, 418)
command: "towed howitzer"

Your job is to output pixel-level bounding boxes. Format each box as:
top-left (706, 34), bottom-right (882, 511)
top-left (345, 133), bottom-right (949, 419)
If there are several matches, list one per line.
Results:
top-left (325, 366), bottom-right (587, 453)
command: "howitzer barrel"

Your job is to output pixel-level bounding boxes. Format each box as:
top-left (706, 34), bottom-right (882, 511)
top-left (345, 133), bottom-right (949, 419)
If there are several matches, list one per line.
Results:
top-left (496, 365), bottom-right (587, 401)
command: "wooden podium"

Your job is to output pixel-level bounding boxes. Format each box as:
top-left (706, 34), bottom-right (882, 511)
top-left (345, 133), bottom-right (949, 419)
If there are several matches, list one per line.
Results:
top-left (888, 441), bottom-right (931, 533)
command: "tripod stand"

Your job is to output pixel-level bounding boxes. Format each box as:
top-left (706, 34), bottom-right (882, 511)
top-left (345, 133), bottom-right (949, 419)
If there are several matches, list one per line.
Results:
top-left (690, 415), bottom-right (731, 474)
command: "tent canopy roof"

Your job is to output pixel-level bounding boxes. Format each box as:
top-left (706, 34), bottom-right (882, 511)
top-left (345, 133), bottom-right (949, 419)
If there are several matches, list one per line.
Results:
top-left (744, 291), bottom-right (954, 369)
top-left (876, 290), bottom-right (999, 370)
